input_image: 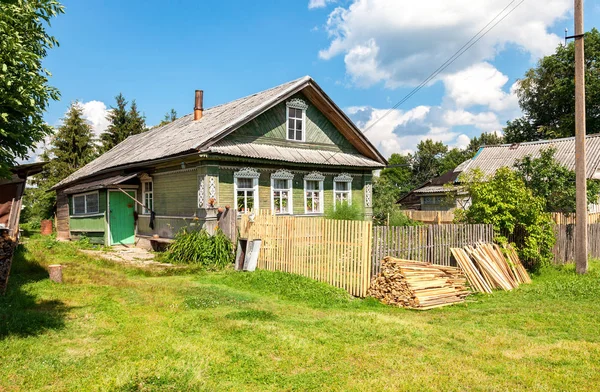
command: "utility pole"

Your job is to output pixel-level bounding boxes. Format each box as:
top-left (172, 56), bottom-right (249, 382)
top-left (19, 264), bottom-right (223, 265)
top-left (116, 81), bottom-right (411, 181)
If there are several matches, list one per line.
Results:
top-left (574, 0), bottom-right (587, 274)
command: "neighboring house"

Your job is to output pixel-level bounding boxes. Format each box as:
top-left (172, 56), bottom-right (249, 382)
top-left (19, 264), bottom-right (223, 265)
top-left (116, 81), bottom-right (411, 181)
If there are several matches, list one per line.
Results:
top-left (0, 162), bottom-right (46, 238)
top-left (52, 76), bottom-right (386, 246)
top-left (399, 134), bottom-right (600, 211)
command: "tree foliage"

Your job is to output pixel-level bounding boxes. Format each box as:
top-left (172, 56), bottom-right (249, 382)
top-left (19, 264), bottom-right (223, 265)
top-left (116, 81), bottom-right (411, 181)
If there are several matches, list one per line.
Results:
top-left (455, 168), bottom-right (555, 269)
top-left (21, 102), bottom-right (96, 223)
top-left (100, 93), bottom-right (146, 152)
top-left (0, 0), bottom-right (64, 178)
top-left (514, 147), bottom-right (600, 213)
top-left (504, 28), bottom-right (600, 143)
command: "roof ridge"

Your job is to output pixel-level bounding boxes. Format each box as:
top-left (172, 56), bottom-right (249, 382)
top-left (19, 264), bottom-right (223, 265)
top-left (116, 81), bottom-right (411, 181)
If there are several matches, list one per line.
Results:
top-left (484, 132), bottom-right (600, 148)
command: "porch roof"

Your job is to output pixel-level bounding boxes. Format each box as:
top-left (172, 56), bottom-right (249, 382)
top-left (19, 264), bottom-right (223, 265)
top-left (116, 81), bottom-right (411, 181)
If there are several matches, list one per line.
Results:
top-left (63, 173), bottom-right (139, 194)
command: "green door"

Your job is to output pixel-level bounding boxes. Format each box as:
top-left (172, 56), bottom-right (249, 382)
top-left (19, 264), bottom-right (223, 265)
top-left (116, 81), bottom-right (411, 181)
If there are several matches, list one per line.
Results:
top-left (109, 191), bottom-right (136, 245)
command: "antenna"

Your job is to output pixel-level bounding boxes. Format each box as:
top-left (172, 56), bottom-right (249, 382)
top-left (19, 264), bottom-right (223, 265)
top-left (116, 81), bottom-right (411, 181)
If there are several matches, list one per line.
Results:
top-left (565, 28), bottom-right (568, 46)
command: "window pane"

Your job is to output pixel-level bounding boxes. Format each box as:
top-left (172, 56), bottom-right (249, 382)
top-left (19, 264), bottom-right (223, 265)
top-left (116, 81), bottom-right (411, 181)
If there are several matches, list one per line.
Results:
top-left (295, 130), bottom-right (302, 141)
top-left (74, 196), bottom-right (85, 214)
top-left (306, 180), bottom-right (318, 191)
top-left (296, 119), bottom-right (302, 131)
top-left (86, 193), bottom-right (99, 213)
top-left (335, 181), bottom-right (349, 191)
top-left (288, 107), bottom-right (295, 118)
top-left (246, 194), bottom-right (254, 211)
top-left (237, 178), bottom-right (253, 189)
top-left (237, 195), bottom-right (246, 212)
top-left (288, 129), bottom-right (295, 139)
top-left (273, 179), bottom-right (288, 189)
top-left (288, 118), bottom-right (295, 130)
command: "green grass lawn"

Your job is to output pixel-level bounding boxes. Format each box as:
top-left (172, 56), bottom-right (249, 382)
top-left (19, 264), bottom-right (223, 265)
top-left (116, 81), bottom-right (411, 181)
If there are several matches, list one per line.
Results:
top-left (1, 235), bottom-right (600, 391)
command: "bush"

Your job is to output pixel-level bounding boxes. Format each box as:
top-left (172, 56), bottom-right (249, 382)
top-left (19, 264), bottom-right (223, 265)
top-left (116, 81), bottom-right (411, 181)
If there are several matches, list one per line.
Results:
top-left (162, 228), bottom-right (234, 269)
top-left (455, 167), bottom-right (555, 270)
top-left (325, 202), bottom-right (363, 221)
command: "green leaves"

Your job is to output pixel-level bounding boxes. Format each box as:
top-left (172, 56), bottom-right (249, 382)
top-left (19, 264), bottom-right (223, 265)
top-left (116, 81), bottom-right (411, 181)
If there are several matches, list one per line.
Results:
top-left (505, 28), bottom-right (600, 143)
top-left (457, 167), bottom-right (555, 270)
top-left (0, 0), bottom-right (64, 178)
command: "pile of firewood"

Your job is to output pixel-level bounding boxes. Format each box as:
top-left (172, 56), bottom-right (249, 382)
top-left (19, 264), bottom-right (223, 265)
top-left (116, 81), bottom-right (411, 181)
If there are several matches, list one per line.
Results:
top-left (368, 256), bottom-right (470, 310)
top-left (0, 229), bottom-right (16, 295)
top-left (450, 243), bottom-right (531, 294)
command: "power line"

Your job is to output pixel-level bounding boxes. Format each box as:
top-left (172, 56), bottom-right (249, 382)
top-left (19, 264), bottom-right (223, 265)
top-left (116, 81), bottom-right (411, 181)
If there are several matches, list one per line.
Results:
top-left (362, 0), bottom-right (526, 134)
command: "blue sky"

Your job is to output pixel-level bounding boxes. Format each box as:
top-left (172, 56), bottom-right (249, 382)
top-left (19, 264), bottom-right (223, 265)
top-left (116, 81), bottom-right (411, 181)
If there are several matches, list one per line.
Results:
top-left (40, 0), bottom-right (600, 159)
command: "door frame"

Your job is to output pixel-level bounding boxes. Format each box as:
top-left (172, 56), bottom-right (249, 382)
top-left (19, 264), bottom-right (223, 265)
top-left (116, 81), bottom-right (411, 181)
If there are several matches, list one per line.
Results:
top-left (107, 189), bottom-right (137, 246)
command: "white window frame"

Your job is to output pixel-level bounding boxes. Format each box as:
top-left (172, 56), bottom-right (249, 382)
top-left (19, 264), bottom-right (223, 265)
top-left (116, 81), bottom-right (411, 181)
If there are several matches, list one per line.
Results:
top-left (141, 180), bottom-right (153, 214)
top-left (270, 170), bottom-right (294, 215)
top-left (234, 168), bottom-right (260, 214)
top-left (303, 171), bottom-right (325, 214)
top-left (72, 191), bottom-right (100, 215)
top-left (286, 98), bottom-right (308, 142)
top-left (333, 173), bottom-right (353, 208)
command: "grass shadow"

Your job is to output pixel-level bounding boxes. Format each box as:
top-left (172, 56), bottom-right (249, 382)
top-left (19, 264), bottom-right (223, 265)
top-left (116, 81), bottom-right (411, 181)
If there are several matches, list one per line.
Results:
top-left (0, 244), bottom-right (69, 339)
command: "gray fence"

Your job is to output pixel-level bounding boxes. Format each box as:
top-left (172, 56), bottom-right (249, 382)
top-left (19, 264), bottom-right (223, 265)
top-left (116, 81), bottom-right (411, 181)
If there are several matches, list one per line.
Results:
top-left (553, 224), bottom-right (600, 264)
top-left (371, 224), bottom-right (494, 275)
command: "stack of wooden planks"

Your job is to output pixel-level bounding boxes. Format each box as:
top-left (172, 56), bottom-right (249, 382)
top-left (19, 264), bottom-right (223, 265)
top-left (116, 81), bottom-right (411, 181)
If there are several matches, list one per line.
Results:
top-left (368, 256), bottom-right (470, 310)
top-left (450, 243), bottom-right (531, 293)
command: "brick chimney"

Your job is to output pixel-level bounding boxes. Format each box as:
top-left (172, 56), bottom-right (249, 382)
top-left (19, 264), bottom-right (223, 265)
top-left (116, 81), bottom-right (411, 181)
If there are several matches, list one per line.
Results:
top-left (194, 90), bottom-right (203, 120)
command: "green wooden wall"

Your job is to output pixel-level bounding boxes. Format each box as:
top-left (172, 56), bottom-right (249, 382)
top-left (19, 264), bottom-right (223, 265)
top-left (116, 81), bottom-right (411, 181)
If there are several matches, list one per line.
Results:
top-left (219, 168), bottom-right (368, 217)
top-left (221, 92), bottom-right (359, 154)
top-left (68, 189), bottom-right (107, 244)
top-left (153, 169), bottom-right (197, 216)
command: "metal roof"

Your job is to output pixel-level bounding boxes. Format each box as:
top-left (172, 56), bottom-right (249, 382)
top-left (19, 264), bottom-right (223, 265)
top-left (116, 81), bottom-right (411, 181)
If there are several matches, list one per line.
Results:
top-left (413, 185), bottom-right (466, 194)
top-left (53, 76), bottom-right (385, 190)
top-left (457, 134), bottom-right (600, 179)
top-left (208, 141), bottom-right (384, 168)
top-left (63, 173), bottom-right (139, 194)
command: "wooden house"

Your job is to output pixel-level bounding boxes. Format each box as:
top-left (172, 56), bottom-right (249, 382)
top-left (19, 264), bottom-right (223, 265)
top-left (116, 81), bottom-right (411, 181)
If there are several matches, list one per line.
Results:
top-left (52, 76), bottom-right (386, 247)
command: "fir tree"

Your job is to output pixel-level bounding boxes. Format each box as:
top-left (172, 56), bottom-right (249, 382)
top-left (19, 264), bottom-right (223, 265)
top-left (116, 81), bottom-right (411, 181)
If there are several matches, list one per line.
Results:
top-left (100, 93), bottom-right (129, 152)
top-left (127, 99), bottom-right (147, 135)
top-left (45, 102), bottom-right (96, 184)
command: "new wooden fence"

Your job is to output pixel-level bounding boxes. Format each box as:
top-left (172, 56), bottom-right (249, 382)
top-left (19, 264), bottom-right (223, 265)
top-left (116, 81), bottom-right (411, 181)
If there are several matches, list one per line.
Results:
top-left (551, 212), bottom-right (600, 225)
top-left (371, 224), bottom-right (494, 275)
top-left (239, 214), bottom-right (373, 297)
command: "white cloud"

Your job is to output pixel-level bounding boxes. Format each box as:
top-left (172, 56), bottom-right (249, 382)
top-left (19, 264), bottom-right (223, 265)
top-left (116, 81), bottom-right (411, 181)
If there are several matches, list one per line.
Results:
top-left (349, 105), bottom-right (504, 158)
top-left (442, 62), bottom-right (519, 113)
top-left (309, 0), bottom-right (337, 10)
top-left (319, 0), bottom-right (570, 88)
top-left (77, 100), bottom-right (110, 139)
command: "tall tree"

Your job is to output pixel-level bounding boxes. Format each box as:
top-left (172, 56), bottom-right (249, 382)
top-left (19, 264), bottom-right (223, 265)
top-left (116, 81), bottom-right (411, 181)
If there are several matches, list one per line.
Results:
top-left (100, 93), bottom-right (129, 152)
top-left (127, 99), bottom-right (146, 135)
top-left (23, 102), bottom-right (96, 222)
top-left (410, 139), bottom-right (448, 185)
top-left (44, 102), bottom-right (96, 183)
top-left (504, 28), bottom-right (600, 143)
top-left (0, 0), bottom-right (64, 178)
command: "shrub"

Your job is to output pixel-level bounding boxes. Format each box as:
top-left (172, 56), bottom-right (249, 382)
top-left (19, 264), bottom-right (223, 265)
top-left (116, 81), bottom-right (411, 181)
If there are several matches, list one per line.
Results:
top-left (455, 167), bottom-right (555, 270)
top-left (325, 201), bottom-right (363, 221)
top-left (163, 228), bottom-right (234, 269)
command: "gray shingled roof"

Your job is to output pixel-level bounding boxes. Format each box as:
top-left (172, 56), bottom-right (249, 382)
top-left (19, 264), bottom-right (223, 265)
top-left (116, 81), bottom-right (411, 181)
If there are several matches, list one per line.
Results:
top-left (208, 141), bottom-right (384, 167)
top-left (53, 76), bottom-right (384, 189)
top-left (63, 173), bottom-right (139, 194)
top-left (457, 134), bottom-right (600, 179)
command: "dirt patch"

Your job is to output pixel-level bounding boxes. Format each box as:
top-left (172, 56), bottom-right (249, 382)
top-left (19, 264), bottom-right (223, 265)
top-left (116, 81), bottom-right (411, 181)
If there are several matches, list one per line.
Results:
top-left (79, 247), bottom-right (178, 269)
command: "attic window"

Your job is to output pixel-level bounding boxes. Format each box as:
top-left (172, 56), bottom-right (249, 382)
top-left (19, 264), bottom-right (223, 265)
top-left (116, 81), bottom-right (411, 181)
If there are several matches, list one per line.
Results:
top-left (286, 99), bottom-right (308, 142)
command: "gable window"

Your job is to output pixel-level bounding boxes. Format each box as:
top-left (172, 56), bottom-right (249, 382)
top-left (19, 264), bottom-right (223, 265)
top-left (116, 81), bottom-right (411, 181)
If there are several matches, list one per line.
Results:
top-left (142, 180), bottom-right (153, 214)
top-left (304, 172), bottom-right (324, 214)
top-left (234, 168), bottom-right (260, 214)
top-left (333, 173), bottom-right (353, 207)
top-left (72, 191), bottom-right (99, 215)
top-left (286, 98), bottom-right (308, 142)
top-left (271, 170), bottom-right (294, 215)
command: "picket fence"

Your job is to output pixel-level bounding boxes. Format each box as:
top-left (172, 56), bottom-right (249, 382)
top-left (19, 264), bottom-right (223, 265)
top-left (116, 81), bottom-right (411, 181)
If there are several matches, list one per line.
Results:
top-left (239, 214), bottom-right (373, 297)
top-left (371, 224), bottom-right (494, 275)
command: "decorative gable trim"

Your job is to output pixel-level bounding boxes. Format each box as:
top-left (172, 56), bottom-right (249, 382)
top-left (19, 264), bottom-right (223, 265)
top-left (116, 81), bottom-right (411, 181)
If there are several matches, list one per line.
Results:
top-left (286, 98), bottom-right (308, 110)
top-left (234, 167), bottom-right (260, 179)
top-left (333, 173), bottom-right (353, 182)
top-left (271, 169), bottom-right (294, 180)
top-left (304, 171), bottom-right (325, 181)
